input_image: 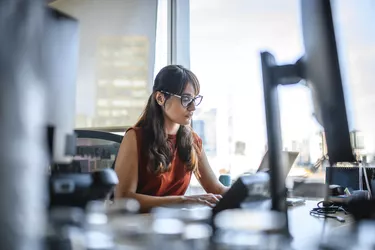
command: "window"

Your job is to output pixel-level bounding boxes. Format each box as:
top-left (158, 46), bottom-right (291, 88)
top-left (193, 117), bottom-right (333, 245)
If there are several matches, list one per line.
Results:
top-left (48, 0), bottom-right (375, 196)
top-left (49, 0), bottom-right (165, 130)
top-left (190, 0), bottom-right (325, 192)
top-left (190, 0), bottom-right (375, 195)
top-left (154, 0), bottom-right (168, 77)
top-left (333, 0), bottom-right (375, 163)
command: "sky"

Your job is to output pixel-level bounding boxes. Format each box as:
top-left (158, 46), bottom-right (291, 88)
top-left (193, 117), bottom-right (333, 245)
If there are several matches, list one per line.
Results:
top-left (188, 0), bottom-right (375, 155)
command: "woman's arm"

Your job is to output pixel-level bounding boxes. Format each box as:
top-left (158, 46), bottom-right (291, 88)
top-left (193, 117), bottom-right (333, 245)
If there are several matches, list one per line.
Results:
top-left (195, 147), bottom-right (230, 195)
top-left (114, 130), bottom-right (220, 212)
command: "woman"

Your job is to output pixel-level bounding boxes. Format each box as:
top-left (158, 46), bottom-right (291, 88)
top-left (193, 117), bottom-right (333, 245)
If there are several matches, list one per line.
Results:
top-left (114, 65), bottom-right (228, 212)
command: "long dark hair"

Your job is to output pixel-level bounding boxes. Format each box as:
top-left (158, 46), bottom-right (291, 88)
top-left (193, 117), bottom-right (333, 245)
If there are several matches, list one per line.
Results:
top-left (135, 65), bottom-right (200, 174)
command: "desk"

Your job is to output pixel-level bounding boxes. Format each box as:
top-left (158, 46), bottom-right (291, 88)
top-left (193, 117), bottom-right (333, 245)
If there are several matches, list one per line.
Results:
top-left (114, 200), bottom-right (354, 249)
top-left (289, 200), bottom-right (353, 250)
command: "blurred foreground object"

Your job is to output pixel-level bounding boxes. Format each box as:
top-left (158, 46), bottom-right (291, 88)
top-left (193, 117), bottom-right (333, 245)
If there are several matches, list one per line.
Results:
top-left (0, 0), bottom-right (47, 249)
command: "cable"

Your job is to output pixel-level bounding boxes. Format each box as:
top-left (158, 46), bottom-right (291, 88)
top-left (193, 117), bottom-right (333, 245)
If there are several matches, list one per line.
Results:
top-left (309, 200), bottom-right (347, 223)
top-left (359, 162), bottom-right (364, 190)
top-left (310, 211), bottom-right (345, 222)
top-left (362, 163), bottom-right (372, 199)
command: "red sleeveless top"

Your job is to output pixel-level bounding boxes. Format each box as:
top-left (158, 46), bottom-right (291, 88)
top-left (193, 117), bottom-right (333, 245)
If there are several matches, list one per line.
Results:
top-left (128, 127), bottom-right (202, 196)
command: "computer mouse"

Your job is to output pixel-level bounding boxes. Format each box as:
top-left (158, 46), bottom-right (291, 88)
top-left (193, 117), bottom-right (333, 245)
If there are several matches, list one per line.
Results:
top-left (329, 184), bottom-right (345, 196)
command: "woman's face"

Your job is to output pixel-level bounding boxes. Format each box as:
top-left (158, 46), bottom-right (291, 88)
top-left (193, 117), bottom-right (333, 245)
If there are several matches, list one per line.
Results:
top-left (156, 83), bottom-right (198, 126)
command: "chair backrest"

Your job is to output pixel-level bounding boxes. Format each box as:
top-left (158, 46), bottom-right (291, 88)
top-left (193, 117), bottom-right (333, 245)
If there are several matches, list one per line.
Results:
top-left (51, 130), bottom-right (124, 174)
top-left (49, 130), bottom-right (123, 207)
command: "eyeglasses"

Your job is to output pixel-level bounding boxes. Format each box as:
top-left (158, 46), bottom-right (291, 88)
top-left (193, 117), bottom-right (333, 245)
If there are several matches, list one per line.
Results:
top-left (160, 91), bottom-right (203, 108)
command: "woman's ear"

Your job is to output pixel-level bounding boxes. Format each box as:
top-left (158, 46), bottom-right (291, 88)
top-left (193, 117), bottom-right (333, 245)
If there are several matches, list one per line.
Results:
top-left (155, 91), bottom-right (165, 106)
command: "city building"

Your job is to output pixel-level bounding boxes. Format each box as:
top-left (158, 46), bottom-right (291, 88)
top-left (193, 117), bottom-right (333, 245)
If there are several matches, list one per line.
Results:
top-left (93, 36), bottom-right (150, 127)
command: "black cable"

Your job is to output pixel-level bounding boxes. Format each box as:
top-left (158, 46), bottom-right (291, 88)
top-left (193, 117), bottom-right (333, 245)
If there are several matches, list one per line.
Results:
top-left (310, 211), bottom-right (345, 222)
top-left (309, 200), bottom-right (347, 223)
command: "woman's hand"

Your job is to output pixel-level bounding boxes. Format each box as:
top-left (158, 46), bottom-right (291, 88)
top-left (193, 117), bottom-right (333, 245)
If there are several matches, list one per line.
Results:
top-left (182, 193), bottom-right (223, 207)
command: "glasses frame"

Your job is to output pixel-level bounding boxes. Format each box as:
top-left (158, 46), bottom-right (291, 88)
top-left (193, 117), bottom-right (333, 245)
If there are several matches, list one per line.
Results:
top-left (160, 90), bottom-right (203, 108)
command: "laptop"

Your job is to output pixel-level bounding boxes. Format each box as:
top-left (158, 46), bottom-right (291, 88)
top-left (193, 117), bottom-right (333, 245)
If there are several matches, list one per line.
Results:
top-left (211, 151), bottom-right (303, 214)
top-left (256, 151), bottom-right (305, 206)
top-left (181, 151), bottom-right (304, 214)
top-left (256, 150), bottom-right (299, 178)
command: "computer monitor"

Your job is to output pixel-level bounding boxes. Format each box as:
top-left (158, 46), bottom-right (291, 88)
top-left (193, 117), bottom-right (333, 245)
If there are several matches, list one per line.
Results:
top-left (300, 0), bottom-right (355, 165)
top-left (259, 0), bottom-right (355, 238)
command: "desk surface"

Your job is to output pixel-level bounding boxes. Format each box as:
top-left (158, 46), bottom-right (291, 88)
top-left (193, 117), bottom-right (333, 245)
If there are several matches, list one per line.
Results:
top-left (131, 200), bottom-right (354, 249)
top-left (288, 200), bottom-right (353, 249)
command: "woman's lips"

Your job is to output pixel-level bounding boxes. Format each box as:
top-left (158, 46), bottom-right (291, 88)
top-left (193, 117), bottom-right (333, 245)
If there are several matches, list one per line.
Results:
top-left (185, 113), bottom-right (193, 118)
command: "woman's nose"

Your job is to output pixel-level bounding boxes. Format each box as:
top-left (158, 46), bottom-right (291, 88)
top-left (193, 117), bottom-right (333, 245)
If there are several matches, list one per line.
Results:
top-left (188, 102), bottom-right (196, 111)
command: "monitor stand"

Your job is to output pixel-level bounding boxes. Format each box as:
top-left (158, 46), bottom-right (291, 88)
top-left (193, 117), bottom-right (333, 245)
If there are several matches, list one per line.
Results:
top-left (260, 51), bottom-right (303, 238)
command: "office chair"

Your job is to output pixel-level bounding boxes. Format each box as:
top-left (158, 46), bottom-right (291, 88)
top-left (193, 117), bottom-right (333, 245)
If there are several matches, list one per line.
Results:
top-left (51, 130), bottom-right (123, 174)
top-left (49, 130), bottom-right (124, 207)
